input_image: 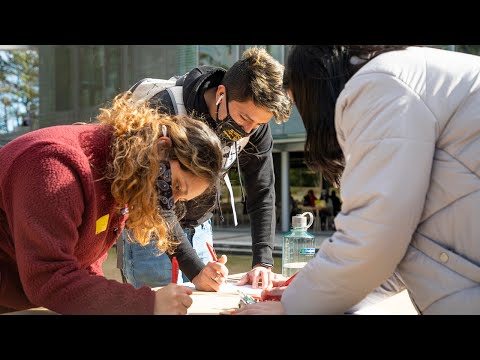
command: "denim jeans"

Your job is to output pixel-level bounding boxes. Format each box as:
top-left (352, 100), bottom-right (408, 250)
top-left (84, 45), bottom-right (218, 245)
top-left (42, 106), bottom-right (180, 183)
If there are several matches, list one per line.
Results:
top-left (122, 219), bottom-right (213, 288)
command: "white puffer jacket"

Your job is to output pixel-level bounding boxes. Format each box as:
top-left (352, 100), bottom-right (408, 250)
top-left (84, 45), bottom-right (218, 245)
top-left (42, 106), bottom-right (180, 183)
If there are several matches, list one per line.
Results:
top-left (282, 46), bottom-right (480, 314)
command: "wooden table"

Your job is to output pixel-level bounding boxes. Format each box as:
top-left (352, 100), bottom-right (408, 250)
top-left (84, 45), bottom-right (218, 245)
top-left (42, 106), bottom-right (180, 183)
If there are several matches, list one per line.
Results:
top-left (4, 274), bottom-right (247, 315)
top-left (3, 274), bottom-right (417, 315)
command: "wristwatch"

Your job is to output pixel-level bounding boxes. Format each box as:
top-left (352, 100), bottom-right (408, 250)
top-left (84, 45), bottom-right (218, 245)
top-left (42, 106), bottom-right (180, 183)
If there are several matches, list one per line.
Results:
top-left (258, 262), bottom-right (273, 270)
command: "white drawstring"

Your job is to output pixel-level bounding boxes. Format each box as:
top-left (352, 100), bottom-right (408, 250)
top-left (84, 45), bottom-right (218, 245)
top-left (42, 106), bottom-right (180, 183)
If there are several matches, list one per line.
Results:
top-left (235, 141), bottom-right (246, 203)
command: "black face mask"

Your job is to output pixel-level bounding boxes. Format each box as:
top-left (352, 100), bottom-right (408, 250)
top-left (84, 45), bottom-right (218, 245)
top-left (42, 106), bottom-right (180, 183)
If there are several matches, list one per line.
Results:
top-left (156, 160), bottom-right (174, 211)
top-left (215, 92), bottom-right (253, 144)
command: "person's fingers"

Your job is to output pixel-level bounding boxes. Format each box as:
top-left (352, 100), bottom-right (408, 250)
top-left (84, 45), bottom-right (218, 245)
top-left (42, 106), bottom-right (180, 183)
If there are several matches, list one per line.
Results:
top-left (207, 261), bottom-right (227, 275)
top-left (272, 278), bottom-right (287, 287)
top-left (233, 305), bottom-right (248, 314)
top-left (191, 271), bottom-right (214, 292)
top-left (218, 254), bottom-right (227, 264)
top-left (206, 280), bottom-right (220, 292)
top-left (257, 270), bottom-right (266, 289)
top-left (212, 271), bottom-right (222, 285)
top-left (264, 287), bottom-right (284, 298)
top-left (251, 267), bottom-right (271, 289)
top-left (175, 300), bottom-right (188, 315)
top-left (202, 267), bottom-right (222, 291)
top-left (153, 284), bottom-right (194, 315)
top-left (267, 271), bottom-right (275, 288)
top-left (251, 269), bottom-right (260, 289)
top-left (234, 305), bottom-right (261, 315)
top-left (176, 304), bottom-right (188, 315)
top-left (174, 286), bottom-right (193, 314)
top-left (261, 287), bottom-right (271, 301)
top-left (272, 272), bottom-right (287, 280)
top-left (261, 280), bottom-right (274, 298)
top-left (235, 273), bottom-right (250, 286)
top-left (200, 255), bottom-right (228, 289)
top-left (215, 263), bottom-right (229, 277)
top-left (180, 286), bottom-right (193, 296)
top-left (179, 292), bottom-right (193, 309)
top-left (234, 308), bottom-right (254, 315)
top-left (259, 269), bottom-right (270, 289)
top-left (220, 309), bottom-right (238, 315)
top-left (233, 301), bottom-right (285, 315)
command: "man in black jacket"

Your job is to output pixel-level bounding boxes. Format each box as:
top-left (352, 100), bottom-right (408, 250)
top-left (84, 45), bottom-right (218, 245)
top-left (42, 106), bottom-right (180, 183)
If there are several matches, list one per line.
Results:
top-left (118, 47), bottom-right (292, 291)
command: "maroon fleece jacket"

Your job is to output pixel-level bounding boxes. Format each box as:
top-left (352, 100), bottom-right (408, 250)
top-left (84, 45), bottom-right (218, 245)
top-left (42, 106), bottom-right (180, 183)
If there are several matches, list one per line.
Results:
top-left (0, 124), bottom-right (155, 314)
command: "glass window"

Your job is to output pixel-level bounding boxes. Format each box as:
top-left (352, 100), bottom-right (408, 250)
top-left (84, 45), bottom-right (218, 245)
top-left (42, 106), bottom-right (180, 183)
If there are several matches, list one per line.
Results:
top-left (79, 46), bottom-right (105, 108)
top-left (176, 45), bottom-right (198, 76)
top-left (105, 46), bottom-right (121, 100)
top-left (128, 45), bottom-right (178, 86)
top-left (55, 46), bottom-right (72, 111)
top-left (456, 45), bottom-right (480, 55)
top-left (199, 45), bottom-right (236, 69)
top-left (243, 45), bottom-right (284, 63)
top-left (270, 106), bottom-right (306, 137)
top-left (426, 45), bottom-right (480, 55)
top-left (428, 45), bottom-right (456, 51)
top-left (267, 45), bottom-right (284, 64)
top-left (245, 44), bottom-right (266, 49)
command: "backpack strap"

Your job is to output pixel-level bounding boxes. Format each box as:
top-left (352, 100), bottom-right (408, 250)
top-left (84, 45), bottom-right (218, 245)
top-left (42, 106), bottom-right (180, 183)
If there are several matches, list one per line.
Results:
top-left (166, 86), bottom-right (187, 116)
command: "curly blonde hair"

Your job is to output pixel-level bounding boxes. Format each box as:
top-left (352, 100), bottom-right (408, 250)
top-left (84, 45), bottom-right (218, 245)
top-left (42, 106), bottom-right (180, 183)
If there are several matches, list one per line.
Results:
top-left (97, 93), bottom-right (223, 254)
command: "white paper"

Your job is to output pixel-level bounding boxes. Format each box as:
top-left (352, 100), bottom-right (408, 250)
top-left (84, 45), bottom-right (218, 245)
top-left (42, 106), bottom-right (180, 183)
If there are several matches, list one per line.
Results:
top-left (176, 282), bottom-right (263, 297)
top-left (219, 283), bottom-right (263, 297)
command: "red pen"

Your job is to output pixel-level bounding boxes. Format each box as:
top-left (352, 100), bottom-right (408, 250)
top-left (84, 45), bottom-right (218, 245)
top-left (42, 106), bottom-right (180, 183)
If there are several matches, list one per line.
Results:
top-left (206, 242), bottom-right (218, 262)
top-left (280, 271), bottom-right (299, 287)
top-left (171, 256), bottom-right (179, 284)
top-left (263, 271), bottom-right (299, 301)
top-left (206, 242), bottom-right (224, 281)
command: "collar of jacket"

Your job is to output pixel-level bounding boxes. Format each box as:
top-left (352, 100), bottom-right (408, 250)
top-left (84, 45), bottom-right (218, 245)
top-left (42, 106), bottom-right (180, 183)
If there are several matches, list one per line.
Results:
top-left (182, 66), bottom-right (226, 113)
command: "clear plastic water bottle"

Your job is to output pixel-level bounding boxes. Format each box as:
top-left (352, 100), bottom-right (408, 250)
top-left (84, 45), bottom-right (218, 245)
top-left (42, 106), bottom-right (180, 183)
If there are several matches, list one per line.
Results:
top-left (282, 212), bottom-right (316, 277)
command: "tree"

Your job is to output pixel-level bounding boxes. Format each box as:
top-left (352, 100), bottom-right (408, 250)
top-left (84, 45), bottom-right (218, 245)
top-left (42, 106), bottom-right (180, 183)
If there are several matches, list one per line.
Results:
top-left (0, 49), bottom-right (39, 132)
top-left (0, 97), bottom-right (10, 132)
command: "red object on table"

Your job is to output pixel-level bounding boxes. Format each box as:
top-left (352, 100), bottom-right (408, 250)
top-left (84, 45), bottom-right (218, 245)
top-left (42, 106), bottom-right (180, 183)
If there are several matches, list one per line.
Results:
top-left (206, 242), bottom-right (224, 280)
top-left (263, 272), bottom-right (299, 301)
top-left (206, 242), bottom-right (218, 262)
top-left (171, 256), bottom-right (179, 284)
top-left (280, 271), bottom-right (299, 287)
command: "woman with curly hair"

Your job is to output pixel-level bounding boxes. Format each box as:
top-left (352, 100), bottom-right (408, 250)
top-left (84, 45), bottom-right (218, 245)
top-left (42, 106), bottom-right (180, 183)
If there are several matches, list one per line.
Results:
top-left (0, 93), bottom-right (224, 315)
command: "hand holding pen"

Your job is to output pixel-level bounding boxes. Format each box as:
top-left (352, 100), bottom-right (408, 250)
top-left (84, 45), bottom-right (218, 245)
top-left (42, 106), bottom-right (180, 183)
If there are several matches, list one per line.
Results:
top-left (190, 242), bottom-right (229, 292)
top-left (225, 273), bottom-right (295, 315)
top-left (151, 256), bottom-right (193, 315)
top-left (206, 242), bottom-right (227, 284)
top-left (261, 271), bottom-right (299, 301)
top-left (206, 242), bottom-right (218, 262)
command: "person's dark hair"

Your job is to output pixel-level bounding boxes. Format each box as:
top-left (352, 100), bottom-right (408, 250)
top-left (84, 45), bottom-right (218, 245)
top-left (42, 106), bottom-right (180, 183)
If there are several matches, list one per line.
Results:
top-left (284, 45), bottom-right (410, 186)
top-left (222, 47), bottom-right (292, 124)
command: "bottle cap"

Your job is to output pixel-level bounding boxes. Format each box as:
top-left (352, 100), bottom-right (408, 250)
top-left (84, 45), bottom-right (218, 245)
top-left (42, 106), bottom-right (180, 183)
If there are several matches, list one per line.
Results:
top-left (291, 212), bottom-right (314, 229)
